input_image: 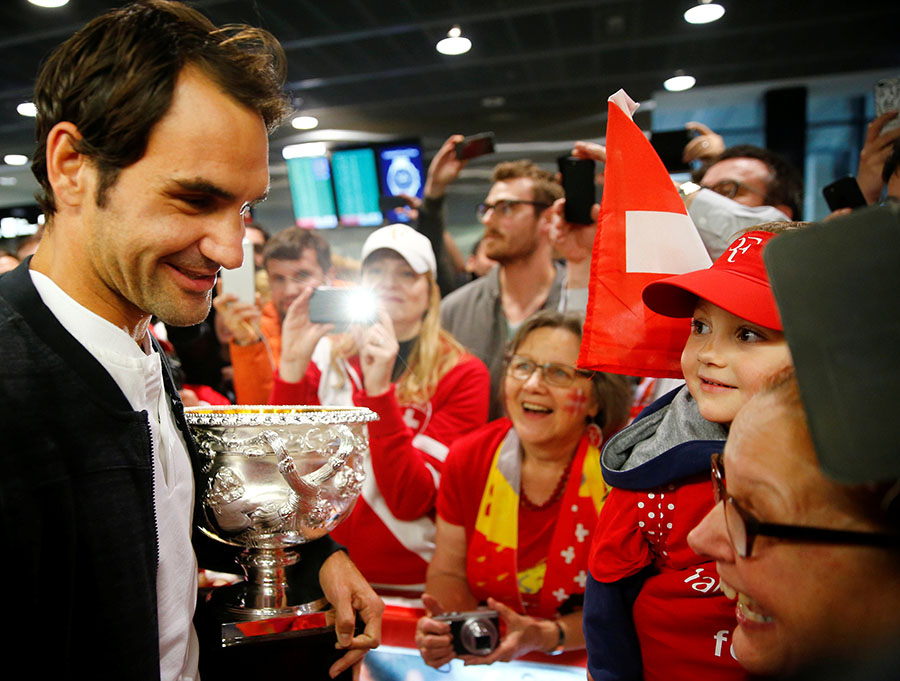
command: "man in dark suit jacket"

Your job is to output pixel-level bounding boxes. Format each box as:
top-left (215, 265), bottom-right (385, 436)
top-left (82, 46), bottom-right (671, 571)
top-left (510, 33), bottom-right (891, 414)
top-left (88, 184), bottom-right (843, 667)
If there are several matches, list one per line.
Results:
top-left (0, 2), bottom-right (381, 679)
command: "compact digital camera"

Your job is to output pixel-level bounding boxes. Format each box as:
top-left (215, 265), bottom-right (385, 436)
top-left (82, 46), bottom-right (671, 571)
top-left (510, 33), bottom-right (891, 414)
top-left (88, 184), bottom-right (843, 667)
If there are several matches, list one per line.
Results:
top-left (434, 609), bottom-right (500, 656)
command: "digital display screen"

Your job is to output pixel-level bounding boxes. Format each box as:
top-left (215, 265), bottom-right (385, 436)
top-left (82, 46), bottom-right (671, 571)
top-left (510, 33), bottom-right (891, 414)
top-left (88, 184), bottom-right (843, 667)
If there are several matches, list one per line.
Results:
top-left (285, 157), bottom-right (338, 229)
top-left (331, 147), bottom-right (383, 227)
top-left (376, 142), bottom-right (424, 223)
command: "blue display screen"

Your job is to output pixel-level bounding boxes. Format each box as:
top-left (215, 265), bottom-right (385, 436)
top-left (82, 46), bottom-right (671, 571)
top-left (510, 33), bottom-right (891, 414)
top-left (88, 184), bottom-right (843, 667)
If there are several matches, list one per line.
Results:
top-left (331, 148), bottom-right (383, 227)
top-left (376, 143), bottom-right (424, 223)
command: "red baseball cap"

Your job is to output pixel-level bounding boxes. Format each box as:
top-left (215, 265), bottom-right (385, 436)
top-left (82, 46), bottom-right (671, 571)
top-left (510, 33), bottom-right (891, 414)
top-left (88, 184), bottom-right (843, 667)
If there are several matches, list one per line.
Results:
top-left (641, 230), bottom-right (782, 330)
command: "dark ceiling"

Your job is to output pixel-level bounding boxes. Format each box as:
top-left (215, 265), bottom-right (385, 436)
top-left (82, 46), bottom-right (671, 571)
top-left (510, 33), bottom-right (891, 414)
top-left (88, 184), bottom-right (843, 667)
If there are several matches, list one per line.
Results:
top-left (0, 0), bottom-right (897, 213)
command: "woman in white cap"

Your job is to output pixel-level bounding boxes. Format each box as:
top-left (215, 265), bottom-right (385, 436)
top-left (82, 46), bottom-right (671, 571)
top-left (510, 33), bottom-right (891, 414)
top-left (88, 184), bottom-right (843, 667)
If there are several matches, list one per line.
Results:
top-left (270, 224), bottom-right (490, 591)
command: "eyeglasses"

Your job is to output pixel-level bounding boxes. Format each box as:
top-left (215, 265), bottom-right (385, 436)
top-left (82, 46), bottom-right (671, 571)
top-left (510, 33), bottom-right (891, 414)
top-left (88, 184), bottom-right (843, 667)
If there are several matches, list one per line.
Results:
top-left (506, 354), bottom-right (594, 388)
top-left (476, 199), bottom-right (550, 221)
top-left (701, 179), bottom-right (768, 202)
top-left (710, 453), bottom-right (900, 558)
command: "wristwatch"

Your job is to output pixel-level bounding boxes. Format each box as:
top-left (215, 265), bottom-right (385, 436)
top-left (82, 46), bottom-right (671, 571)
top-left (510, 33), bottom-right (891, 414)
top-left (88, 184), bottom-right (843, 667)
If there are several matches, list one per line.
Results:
top-left (547, 619), bottom-right (566, 655)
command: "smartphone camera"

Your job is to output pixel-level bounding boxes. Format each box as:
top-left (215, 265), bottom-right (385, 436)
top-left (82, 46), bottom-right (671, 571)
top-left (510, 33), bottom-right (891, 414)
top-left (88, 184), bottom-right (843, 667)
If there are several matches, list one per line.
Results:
top-left (434, 609), bottom-right (500, 657)
top-left (308, 287), bottom-right (377, 327)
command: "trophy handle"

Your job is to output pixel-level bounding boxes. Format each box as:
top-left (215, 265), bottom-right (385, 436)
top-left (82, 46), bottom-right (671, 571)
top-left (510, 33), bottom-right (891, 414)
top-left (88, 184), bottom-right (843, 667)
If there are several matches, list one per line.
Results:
top-left (263, 426), bottom-right (355, 497)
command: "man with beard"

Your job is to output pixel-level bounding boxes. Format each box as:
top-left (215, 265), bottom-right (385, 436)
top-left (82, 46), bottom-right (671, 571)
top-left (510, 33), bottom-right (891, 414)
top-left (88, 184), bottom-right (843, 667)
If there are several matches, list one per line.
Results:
top-left (0, 2), bottom-right (381, 678)
top-left (440, 161), bottom-right (565, 419)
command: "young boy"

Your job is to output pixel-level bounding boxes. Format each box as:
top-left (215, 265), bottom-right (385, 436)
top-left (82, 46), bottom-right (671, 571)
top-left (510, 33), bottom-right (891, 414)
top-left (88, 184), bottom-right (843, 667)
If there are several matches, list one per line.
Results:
top-left (583, 228), bottom-right (796, 681)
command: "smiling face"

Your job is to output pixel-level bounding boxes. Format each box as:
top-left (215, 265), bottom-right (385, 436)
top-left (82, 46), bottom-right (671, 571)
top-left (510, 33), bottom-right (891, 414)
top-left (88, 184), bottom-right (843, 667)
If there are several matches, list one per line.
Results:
top-left (687, 393), bottom-right (900, 675)
top-left (504, 326), bottom-right (599, 455)
top-left (681, 300), bottom-right (791, 424)
top-left (361, 250), bottom-right (430, 340)
top-left (480, 177), bottom-right (545, 264)
top-left (76, 66), bottom-right (269, 331)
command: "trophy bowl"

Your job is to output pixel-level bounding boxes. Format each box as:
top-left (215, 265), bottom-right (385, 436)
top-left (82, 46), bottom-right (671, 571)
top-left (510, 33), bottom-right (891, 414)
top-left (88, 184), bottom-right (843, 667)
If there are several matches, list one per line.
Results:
top-left (185, 405), bottom-right (377, 642)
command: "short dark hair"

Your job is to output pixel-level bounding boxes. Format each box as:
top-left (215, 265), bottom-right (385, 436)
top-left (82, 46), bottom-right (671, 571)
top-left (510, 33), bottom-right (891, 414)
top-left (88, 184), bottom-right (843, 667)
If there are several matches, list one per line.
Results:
top-left (263, 227), bottom-right (332, 273)
top-left (505, 310), bottom-right (632, 435)
top-left (713, 145), bottom-right (804, 220)
top-left (492, 160), bottom-right (564, 210)
top-left (882, 139), bottom-right (900, 185)
top-left (31, 0), bottom-right (289, 217)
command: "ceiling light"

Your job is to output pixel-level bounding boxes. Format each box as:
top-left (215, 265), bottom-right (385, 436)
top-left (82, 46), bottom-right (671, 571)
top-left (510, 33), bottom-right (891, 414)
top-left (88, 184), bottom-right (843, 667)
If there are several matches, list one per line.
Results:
top-left (684, 1), bottom-right (725, 24)
top-left (664, 73), bottom-right (696, 92)
top-left (282, 142), bottom-right (327, 159)
top-left (291, 116), bottom-right (319, 130)
top-left (4, 154), bottom-right (29, 166)
top-left (436, 26), bottom-right (471, 56)
top-left (0, 177), bottom-right (17, 186)
top-left (17, 102), bottom-right (37, 117)
top-left (29, 0), bottom-right (70, 7)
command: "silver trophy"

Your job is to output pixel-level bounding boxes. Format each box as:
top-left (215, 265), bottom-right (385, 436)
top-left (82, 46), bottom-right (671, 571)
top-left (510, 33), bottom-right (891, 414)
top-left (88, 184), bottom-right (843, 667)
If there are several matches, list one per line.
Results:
top-left (185, 405), bottom-right (376, 645)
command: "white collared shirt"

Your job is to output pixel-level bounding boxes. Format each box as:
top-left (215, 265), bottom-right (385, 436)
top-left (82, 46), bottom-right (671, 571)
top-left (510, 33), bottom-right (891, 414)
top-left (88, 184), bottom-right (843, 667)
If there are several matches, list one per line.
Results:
top-left (30, 269), bottom-right (199, 681)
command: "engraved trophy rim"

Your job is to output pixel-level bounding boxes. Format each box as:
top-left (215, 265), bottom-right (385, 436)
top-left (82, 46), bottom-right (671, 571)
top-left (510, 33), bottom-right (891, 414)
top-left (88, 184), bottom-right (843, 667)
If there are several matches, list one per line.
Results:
top-left (184, 404), bottom-right (378, 427)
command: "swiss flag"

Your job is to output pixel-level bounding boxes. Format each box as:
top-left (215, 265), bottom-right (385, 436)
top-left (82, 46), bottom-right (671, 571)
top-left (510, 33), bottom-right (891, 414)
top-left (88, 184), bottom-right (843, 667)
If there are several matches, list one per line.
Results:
top-left (578, 90), bottom-right (711, 377)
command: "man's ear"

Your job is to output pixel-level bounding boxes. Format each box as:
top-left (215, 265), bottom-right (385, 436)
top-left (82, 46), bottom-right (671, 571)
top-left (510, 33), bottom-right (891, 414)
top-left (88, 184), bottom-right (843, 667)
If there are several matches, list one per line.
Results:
top-left (774, 203), bottom-right (794, 219)
top-left (45, 122), bottom-right (93, 209)
top-left (537, 204), bottom-right (556, 237)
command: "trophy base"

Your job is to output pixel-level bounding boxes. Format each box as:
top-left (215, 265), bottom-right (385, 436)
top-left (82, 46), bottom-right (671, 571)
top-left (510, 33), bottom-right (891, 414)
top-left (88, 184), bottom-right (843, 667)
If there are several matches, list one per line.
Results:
top-left (204, 581), bottom-right (331, 646)
top-left (196, 590), bottom-right (354, 681)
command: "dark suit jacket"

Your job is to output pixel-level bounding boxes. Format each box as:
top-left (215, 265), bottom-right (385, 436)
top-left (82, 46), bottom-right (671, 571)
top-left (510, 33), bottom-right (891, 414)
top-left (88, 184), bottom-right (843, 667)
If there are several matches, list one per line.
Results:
top-left (0, 261), bottom-right (339, 680)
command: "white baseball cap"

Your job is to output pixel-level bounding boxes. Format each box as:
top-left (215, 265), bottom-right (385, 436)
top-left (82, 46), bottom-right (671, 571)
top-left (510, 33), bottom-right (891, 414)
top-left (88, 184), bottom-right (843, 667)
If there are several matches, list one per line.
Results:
top-left (360, 223), bottom-right (437, 276)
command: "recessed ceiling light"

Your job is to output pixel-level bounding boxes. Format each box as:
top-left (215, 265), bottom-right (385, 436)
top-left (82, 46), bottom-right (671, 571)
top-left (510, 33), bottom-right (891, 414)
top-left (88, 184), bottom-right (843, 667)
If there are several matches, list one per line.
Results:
top-left (0, 177), bottom-right (17, 186)
top-left (29, 0), bottom-right (70, 7)
top-left (282, 142), bottom-right (327, 159)
top-left (664, 73), bottom-right (696, 92)
top-left (291, 116), bottom-right (319, 130)
top-left (17, 102), bottom-right (37, 117)
top-left (684, 1), bottom-right (725, 24)
top-left (481, 96), bottom-right (506, 109)
top-left (436, 26), bottom-right (471, 56)
top-left (4, 154), bottom-right (29, 166)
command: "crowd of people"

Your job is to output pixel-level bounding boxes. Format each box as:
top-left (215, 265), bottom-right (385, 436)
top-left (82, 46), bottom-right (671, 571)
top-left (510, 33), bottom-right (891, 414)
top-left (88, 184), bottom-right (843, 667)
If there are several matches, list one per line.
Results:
top-left (1, 2), bottom-right (898, 681)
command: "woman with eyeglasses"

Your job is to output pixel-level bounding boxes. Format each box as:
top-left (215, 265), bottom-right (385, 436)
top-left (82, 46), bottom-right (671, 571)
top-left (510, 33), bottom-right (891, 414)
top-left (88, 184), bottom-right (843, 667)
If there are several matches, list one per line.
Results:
top-left (415, 310), bottom-right (631, 667)
top-left (688, 369), bottom-right (900, 676)
top-left (269, 224), bottom-right (490, 591)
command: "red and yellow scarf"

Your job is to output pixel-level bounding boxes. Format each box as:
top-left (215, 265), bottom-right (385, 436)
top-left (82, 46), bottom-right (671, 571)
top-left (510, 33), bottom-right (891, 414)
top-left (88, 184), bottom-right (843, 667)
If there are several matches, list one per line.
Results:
top-left (467, 427), bottom-right (608, 619)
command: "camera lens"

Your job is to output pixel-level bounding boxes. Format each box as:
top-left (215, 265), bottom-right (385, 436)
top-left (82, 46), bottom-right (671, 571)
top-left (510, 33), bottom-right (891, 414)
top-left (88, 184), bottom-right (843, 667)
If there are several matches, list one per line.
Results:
top-left (459, 617), bottom-right (499, 656)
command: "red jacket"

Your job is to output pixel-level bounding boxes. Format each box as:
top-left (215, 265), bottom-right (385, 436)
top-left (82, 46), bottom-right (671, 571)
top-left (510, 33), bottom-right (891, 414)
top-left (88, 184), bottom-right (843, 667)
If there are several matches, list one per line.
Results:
top-left (271, 344), bottom-right (490, 586)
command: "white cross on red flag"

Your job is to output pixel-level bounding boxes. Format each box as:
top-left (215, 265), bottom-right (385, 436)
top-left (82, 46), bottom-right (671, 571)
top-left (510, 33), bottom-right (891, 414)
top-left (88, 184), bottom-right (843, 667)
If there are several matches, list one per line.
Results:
top-left (578, 89), bottom-right (712, 377)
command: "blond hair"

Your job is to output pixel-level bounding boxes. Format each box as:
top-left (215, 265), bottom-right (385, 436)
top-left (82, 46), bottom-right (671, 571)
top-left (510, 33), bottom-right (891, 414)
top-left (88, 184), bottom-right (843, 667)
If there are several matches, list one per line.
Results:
top-left (329, 272), bottom-right (465, 404)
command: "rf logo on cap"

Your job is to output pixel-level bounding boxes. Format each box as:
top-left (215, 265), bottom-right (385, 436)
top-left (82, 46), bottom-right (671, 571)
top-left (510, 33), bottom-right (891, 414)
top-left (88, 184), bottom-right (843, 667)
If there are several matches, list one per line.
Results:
top-left (726, 235), bottom-right (764, 263)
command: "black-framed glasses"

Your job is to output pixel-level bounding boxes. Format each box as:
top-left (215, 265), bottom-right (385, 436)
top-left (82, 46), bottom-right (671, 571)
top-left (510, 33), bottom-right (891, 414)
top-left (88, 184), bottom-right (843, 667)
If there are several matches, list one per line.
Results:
top-left (701, 179), bottom-right (768, 202)
top-left (476, 199), bottom-right (550, 221)
top-left (710, 453), bottom-right (900, 558)
top-left (506, 354), bottom-right (594, 388)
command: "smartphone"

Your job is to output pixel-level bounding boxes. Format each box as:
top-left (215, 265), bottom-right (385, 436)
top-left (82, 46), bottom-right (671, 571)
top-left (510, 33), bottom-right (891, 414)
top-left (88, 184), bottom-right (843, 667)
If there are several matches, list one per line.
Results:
top-left (875, 78), bottom-right (900, 133)
top-left (649, 129), bottom-right (694, 173)
top-left (219, 239), bottom-right (255, 304)
top-left (455, 132), bottom-right (495, 160)
top-left (379, 195), bottom-right (408, 212)
top-left (823, 176), bottom-right (868, 212)
top-left (308, 287), bottom-right (377, 327)
top-left (557, 156), bottom-right (596, 225)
